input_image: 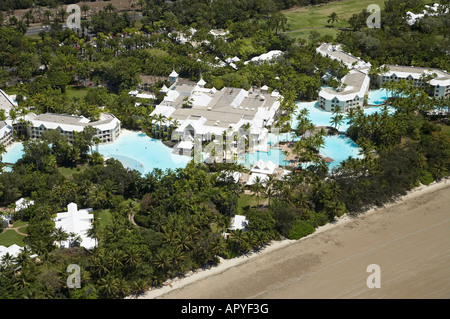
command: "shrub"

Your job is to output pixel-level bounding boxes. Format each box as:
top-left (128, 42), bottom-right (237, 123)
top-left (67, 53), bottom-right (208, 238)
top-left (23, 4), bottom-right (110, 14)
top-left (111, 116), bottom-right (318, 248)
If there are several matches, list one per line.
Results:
top-left (419, 170), bottom-right (434, 185)
top-left (287, 219), bottom-right (315, 240)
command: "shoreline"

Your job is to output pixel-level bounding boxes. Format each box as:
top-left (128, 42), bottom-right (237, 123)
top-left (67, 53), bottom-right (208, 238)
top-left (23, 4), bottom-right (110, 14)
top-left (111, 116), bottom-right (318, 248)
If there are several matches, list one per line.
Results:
top-left (134, 178), bottom-right (449, 299)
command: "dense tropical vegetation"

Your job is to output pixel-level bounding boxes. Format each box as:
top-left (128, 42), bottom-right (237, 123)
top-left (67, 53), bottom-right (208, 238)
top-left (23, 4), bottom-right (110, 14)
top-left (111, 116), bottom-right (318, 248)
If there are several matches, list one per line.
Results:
top-left (0, 0), bottom-right (449, 299)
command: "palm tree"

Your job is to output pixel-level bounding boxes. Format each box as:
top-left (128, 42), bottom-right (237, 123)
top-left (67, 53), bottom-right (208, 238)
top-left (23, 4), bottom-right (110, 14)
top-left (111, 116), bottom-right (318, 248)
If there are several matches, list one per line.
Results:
top-left (155, 113), bottom-right (167, 138)
top-left (81, 3), bottom-right (90, 20)
top-left (251, 176), bottom-right (264, 206)
top-left (86, 221), bottom-right (101, 247)
top-left (44, 10), bottom-right (53, 24)
top-left (327, 12), bottom-right (339, 27)
top-left (330, 113), bottom-right (344, 130)
top-left (53, 226), bottom-right (69, 247)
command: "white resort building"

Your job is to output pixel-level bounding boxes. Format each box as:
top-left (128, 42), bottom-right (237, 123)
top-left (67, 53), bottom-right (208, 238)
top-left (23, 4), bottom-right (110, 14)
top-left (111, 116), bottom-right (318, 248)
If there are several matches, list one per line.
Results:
top-left (151, 71), bottom-right (282, 155)
top-left (23, 112), bottom-right (121, 144)
top-left (318, 69), bottom-right (370, 112)
top-left (0, 121), bottom-right (14, 147)
top-left (54, 202), bottom-right (97, 250)
top-left (378, 65), bottom-right (450, 98)
top-left (316, 43), bottom-right (371, 112)
top-left (0, 89), bottom-right (15, 117)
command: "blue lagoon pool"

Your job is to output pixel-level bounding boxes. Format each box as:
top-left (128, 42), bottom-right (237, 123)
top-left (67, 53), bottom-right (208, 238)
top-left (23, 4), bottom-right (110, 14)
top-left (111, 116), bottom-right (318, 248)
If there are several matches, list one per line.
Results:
top-left (1, 131), bottom-right (192, 175)
top-left (97, 130), bottom-right (191, 174)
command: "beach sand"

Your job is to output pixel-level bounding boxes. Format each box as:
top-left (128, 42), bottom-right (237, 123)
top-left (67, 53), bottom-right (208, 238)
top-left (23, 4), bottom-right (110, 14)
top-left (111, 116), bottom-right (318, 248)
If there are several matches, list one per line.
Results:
top-left (137, 179), bottom-right (450, 299)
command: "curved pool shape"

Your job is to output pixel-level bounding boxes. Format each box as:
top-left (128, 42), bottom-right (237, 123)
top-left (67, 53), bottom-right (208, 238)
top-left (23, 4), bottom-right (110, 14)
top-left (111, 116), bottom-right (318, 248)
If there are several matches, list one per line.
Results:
top-left (368, 89), bottom-right (390, 105)
top-left (320, 135), bottom-right (362, 171)
top-left (97, 130), bottom-right (191, 174)
top-left (1, 131), bottom-right (192, 175)
top-left (1, 143), bottom-right (24, 164)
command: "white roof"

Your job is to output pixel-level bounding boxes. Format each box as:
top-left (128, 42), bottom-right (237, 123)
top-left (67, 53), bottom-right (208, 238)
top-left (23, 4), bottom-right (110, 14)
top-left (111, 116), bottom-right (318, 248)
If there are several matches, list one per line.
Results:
top-left (28, 113), bottom-right (120, 134)
top-left (218, 171), bottom-right (241, 183)
top-left (177, 140), bottom-right (194, 150)
top-left (229, 215), bottom-right (248, 231)
top-left (136, 93), bottom-right (156, 99)
top-left (161, 85), bottom-right (169, 93)
top-left (246, 172), bottom-right (269, 186)
top-left (169, 70), bottom-right (179, 77)
top-left (197, 78), bottom-right (206, 86)
top-left (0, 121), bottom-right (13, 139)
top-left (251, 159), bottom-right (277, 175)
top-left (244, 50), bottom-right (283, 65)
top-left (54, 203), bottom-right (96, 250)
top-left (319, 69), bottom-right (370, 102)
top-left (0, 244), bottom-right (23, 261)
top-left (15, 198), bottom-right (35, 212)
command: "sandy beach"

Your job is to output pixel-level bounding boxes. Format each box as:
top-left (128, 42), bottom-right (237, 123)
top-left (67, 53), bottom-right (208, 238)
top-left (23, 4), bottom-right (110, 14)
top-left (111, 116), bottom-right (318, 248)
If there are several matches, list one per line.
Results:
top-left (137, 179), bottom-right (450, 299)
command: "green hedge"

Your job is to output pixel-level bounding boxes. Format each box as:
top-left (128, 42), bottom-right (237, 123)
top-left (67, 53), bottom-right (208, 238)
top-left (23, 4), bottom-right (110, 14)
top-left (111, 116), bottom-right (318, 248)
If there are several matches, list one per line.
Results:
top-left (287, 219), bottom-right (315, 240)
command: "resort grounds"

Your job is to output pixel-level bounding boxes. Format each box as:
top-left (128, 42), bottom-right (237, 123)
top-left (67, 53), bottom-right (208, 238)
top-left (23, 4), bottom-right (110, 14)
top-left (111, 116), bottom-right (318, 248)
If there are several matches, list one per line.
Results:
top-left (138, 179), bottom-right (450, 299)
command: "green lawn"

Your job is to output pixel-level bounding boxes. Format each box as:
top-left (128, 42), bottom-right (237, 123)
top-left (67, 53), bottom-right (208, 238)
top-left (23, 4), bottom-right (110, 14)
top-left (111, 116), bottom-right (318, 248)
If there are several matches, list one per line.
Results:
top-left (283, 0), bottom-right (386, 31)
top-left (282, 0), bottom-right (435, 40)
top-left (237, 193), bottom-right (261, 213)
top-left (66, 86), bottom-right (89, 100)
top-left (438, 124), bottom-right (450, 138)
top-left (95, 209), bottom-right (112, 228)
top-left (0, 229), bottom-right (26, 247)
top-left (285, 28), bottom-right (339, 42)
top-left (58, 165), bottom-right (89, 179)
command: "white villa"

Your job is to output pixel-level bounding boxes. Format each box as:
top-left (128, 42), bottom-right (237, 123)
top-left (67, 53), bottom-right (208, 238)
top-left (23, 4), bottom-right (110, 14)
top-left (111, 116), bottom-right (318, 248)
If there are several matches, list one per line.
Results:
top-left (378, 65), bottom-right (450, 98)
top-left (54, 202), bottom-right (96, 250)
top-left (246, 159), bottom-right (277, 186)
top-left (229, 215), bottom-right (249, 231)
top-left (0, 244), bottom-right (23, 263)
top-left (151, 71), bottom-right (282, 155)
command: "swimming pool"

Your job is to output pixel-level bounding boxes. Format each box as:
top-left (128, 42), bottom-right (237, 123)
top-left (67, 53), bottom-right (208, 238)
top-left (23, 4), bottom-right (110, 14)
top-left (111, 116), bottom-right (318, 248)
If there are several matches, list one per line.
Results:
top-left (1, 143), bottom-right (24, 164)
top-left (367, 89), bottom-right (390, 105)
top-left (320, 135), bottom-right (362, 170)
top-left (97, 130), bottom-right (192, 174)
top-left (1, 131), bottom-right (192, 175)
top-left (240, 148), bottom-right (289, 168)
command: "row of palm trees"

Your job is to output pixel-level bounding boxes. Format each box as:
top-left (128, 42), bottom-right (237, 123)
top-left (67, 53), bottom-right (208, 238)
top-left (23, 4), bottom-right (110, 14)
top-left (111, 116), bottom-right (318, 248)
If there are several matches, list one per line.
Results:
top-left (144, 114), bottom-right (181, 140)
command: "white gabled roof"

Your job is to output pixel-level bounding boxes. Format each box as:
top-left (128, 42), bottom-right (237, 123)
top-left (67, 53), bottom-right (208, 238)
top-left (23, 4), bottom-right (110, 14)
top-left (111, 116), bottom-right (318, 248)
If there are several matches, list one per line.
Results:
top-left (169, 70), bottom-right (179, 77)
top-left (161, 85), bottom-right (169, 93)
top-left (251, 159), bottom-right (277, 175)
top-left (197, 78), bottom-right (206, 86)
top-left (229, 215), bottom-right (248, 231)
top-left (0, 244), bottom-right (23, 261)
top-left (54, 203), bottom-right (96, 250)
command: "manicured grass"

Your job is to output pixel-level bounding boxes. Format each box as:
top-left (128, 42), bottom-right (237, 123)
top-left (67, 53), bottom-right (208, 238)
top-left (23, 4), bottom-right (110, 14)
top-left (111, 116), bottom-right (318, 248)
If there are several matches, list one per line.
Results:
top-left (286, 28), bottom-right (339, 42)
top-left (12, 221), bottom-right (28, 228)
top-left (0, 229), bottom-right (26, 247)
top-left (237, 193), bottom-right (260, 213)
top-left (66, 86), bottom-right (89, 100)
top-left (58, 165), bottom-right (89, 179)
top-left (282, 0), bottom-right (436, 40)
top-left (282, 0), bottom-right (387, 31)
top-left (438, 124), bottom-right (450, 137)
top-left (95, 209), bottom-right (112, 228)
